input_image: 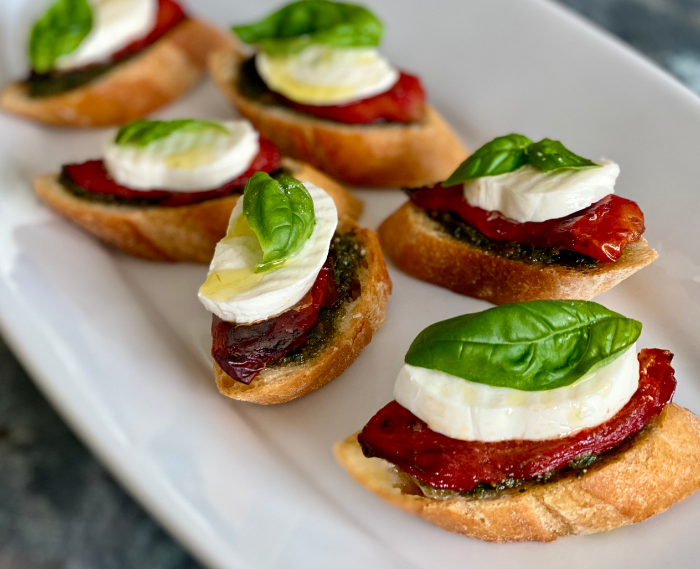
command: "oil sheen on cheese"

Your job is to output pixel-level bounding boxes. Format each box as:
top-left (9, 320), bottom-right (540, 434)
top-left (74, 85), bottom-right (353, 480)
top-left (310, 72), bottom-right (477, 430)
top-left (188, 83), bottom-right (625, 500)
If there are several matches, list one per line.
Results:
top-left (198, 182), bottom-right (338, 324)
top-left (256, 45), bottom-right (399, 106)
top-left (463, 160), bottom-right (620, 223)
top-left (56, 0), bottom-right (158, 71)
top-left (103, 120), bottom-right (260, 191)
top-left (393, 345), bottom-right (639, 442)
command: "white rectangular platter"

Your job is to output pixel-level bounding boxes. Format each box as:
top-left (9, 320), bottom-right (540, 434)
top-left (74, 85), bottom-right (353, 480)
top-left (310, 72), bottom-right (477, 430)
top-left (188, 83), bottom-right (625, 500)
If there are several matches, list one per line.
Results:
top-left (2, 1), bottom-right (700, 568)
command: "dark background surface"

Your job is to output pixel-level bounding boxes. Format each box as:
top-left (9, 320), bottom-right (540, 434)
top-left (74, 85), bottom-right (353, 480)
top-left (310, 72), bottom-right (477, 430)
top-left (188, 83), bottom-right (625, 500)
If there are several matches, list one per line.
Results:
top-left (2, 1), bottom-right (700, 567)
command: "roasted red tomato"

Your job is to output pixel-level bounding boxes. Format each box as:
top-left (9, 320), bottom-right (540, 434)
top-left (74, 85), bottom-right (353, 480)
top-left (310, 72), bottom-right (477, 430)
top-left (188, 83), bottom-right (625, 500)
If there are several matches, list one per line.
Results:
top-left (61, 138), bottom-right (281, 207)
top-left (211, 259), bottom-right (339, 384)
top-left (410, 184), bottom-right (645, 262)
top-left (278, 72), bottom-right (426, 124)
top-left (359, 349), bottom-right (676, 492)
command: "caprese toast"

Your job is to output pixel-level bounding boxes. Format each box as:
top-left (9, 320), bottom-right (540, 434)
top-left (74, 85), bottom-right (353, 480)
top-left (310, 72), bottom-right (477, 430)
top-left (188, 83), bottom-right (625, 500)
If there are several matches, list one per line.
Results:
top-left (335, 300), bottom-right (700, 541)
top-left (198, 172), bottom-right (391, 404)
top-left (34, 118), bottom-right (361, 262)
top-left (209, 0), bottom-right (467, 187)
top-left (1, 0), bottom-right (233, 127)
top-left (379, 134), bottom-right (658, 303)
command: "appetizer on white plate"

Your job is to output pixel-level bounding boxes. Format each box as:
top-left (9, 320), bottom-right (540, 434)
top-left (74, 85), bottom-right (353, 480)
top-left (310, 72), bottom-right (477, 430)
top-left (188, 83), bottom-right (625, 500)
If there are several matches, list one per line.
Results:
top-left (199, 172), bottom-right (391, 404)
top-left (34, 118), bottom-right (361, 262)
top-left (379, 134), bottom-right (658, 302)
top-left (335, 300), bottom-right (700, 541)
top-left (1, 0), bottom-right (233, 127)
top-left (209, 0), bottom-right (467, 187)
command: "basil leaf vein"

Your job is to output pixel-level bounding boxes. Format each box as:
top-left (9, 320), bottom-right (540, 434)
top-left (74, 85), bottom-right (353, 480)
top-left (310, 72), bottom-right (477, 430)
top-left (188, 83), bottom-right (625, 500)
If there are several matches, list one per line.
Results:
top-left (404, 300), bottom-right (641, 391)
top-left (243, 172), bottom-right (316, 273)
top-left (115, 120), bottom-right (231, 147)
top-left (30, 0), bottom-right (93, 74)
top-left (233, 0), bottom-right (383, 55)
top-left (441, 134), bottom-right (533, 186)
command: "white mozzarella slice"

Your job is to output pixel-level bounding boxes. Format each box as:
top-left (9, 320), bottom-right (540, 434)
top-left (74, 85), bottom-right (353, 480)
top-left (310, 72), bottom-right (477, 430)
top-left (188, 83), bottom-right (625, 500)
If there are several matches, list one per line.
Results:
top-left (198, 182), bottom-right (338, 324)
top-left (463, 160), bottom-right (620, 223)
top-left (394, 345), bottom-right (639, 442)
top-left (103, 120), bottom-right (260, 192)
top-left (256, 45), bottom-right (399, 106)
top-left (56, 0), bottom-right (158, 71)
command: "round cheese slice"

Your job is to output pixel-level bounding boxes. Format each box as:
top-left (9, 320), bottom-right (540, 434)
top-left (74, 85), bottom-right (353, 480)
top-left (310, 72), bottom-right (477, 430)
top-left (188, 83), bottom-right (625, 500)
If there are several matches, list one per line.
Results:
top-left (56, 0), bottom-right (158, 71)
top-left (256, 45), bottom-right (399, 106)
top-left (104, 120), bottom-right (260, 192)
top-left (393, 345), bottom-right (640, 442)
top-left (198, 181), bottom-right (338, 324)
top-left (463, 160), bottom-right (620, 223)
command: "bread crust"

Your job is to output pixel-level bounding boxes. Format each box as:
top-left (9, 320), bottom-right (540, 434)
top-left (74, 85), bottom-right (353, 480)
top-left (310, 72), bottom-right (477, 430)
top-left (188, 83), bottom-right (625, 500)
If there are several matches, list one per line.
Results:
top-left (208, 49), bottom-right (468, 188)
top-left (379, 202), bottom-right (658, 303)
top-left (33, 157), bottom-right (362, 263)
top-left (334, 403), bottom-right (700, 542)
top-left (1, 19), bottom-right (234, 127)
top-left (213, 223), bottom-right (392, 404)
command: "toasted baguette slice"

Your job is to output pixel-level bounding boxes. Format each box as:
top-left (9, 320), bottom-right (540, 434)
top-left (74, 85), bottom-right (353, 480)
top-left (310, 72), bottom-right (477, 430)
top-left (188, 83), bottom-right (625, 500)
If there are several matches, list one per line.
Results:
top-left (33, 157), bottom-right (362, 263)
top-left (213, 223), bottom-right (391, 404)
top-left (379, 202), bottom-right (658, 304)
top-left (335, 403), bottom-right (700, 542)
top-left (209, 49), bottom-right (468, 188)
top-left (1, 19), bottom-right (234, 127)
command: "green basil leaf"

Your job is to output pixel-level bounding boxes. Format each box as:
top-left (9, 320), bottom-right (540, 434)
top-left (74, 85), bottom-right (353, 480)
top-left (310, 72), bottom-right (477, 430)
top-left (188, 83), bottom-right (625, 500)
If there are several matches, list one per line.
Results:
top-left (405, 300), bottom-right (641, 391)
top-left (29, 0), bottom-right (93, 74)
top-left (232, 0), bottom-right (383, 55)
top-left (115, 120), bottom-right (230, 147)
top-left (528, 138), bottom-right (600, 173)
top-left (441, 134), bottom-right (533, 187)
top-left (243, 172), bottom-right (316, 273)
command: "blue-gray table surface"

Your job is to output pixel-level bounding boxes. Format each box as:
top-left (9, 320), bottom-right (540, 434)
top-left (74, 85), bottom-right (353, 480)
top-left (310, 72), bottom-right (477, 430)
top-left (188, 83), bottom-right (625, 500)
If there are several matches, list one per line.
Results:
top-left (2, 1), bottom-right (700, 567)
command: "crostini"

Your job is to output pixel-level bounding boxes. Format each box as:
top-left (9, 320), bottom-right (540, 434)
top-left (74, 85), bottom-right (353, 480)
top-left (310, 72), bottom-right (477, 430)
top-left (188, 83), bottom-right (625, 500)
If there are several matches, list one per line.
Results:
top-left (198, 172), bottom-right (391, 404)
top-left (1, 0), bottom-right (233, 127)
top-left (335, 300), bottom-right (700, 542)
top-left (379, 134), bottom-right (658, 303)
top-left (34, 118), bottom-right (361, 262)
top-left (209, 0), bottom-right (466, 187)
